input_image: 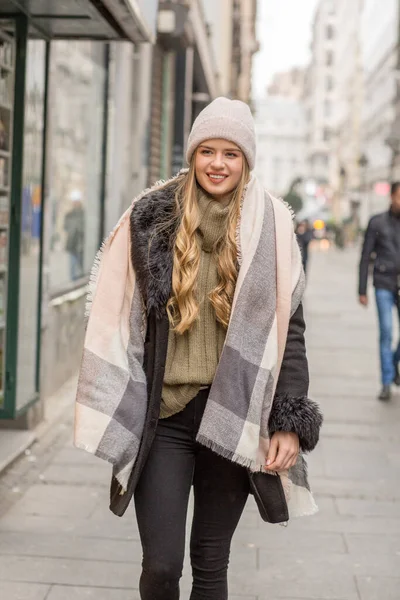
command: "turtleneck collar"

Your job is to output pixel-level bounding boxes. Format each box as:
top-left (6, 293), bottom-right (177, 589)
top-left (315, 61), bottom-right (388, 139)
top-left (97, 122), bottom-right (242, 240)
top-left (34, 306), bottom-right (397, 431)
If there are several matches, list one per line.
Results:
top-left (196, 187), bottom-right (230, 252)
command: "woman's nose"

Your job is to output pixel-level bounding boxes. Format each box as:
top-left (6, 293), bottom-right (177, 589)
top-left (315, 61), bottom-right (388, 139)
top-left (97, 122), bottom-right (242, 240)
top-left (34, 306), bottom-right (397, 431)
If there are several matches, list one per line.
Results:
top-left (210, 154), bottom-right (224, 169)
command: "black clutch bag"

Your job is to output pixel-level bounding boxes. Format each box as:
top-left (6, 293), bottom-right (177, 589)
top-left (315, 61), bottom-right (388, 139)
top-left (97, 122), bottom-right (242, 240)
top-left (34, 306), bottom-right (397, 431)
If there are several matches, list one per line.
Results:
top-left (248, 470), bottom-right (289, 524)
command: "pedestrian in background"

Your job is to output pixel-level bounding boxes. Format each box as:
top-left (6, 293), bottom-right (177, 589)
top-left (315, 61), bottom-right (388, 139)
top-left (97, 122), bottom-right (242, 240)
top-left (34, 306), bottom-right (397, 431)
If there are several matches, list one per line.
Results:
top-left (296, 218), bottom-right (313, 274)
top-left (64, 189), bottom-right (85, 281)
top-left (75, 98), bottom-right (322, 600)
top-left (359, 181), bottom-right (400, 400)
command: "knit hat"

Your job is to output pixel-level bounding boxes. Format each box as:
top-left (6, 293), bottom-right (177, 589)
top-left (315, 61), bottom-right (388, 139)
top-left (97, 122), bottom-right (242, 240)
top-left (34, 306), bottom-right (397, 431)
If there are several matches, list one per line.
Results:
top-left (186, 97), bottom-right (256, 170)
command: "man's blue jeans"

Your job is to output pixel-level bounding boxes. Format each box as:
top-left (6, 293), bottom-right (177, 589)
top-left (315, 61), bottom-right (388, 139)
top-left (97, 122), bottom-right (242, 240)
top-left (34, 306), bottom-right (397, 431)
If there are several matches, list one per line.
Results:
top-left (375, 288), bottom-right (400, 385)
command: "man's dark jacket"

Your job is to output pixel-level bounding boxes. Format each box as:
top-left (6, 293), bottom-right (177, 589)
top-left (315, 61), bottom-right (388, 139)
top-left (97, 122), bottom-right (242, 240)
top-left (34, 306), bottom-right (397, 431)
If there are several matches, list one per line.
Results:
top-left (109, 182), bottom-right (323, 517)
top-left (359, 210), bottom-right (400, 296)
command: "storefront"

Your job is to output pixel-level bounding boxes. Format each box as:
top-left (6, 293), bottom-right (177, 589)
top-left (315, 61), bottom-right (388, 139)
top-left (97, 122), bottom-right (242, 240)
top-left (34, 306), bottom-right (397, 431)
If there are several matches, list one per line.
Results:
top-left (0, 1), bottom-right (159, 422)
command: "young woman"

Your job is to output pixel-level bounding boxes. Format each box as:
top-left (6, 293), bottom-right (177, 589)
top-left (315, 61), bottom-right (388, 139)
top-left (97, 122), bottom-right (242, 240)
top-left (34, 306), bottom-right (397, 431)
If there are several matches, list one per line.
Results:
top-left (75, 97), bottom-right (322, 600)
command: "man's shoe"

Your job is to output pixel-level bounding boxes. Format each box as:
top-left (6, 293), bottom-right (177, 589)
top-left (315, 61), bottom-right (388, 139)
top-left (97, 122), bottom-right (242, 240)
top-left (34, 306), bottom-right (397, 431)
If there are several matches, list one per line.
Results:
top-left (378, 385), bottom-right (391, 401)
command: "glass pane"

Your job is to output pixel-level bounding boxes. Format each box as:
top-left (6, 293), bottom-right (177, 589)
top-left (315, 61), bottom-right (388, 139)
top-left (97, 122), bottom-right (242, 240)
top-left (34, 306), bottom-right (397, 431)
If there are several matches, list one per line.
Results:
top-left (47, 41), bottom-right (105, 292)
top-left (0, 26), bottom-right (14, 409)
top-left (16, 39), bottom-right (45, 410)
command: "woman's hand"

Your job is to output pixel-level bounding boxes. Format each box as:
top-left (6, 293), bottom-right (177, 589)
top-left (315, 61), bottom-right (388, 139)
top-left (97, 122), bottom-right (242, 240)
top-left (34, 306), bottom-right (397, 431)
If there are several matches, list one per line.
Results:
top-left (265, 431), bottom-right (299, 472)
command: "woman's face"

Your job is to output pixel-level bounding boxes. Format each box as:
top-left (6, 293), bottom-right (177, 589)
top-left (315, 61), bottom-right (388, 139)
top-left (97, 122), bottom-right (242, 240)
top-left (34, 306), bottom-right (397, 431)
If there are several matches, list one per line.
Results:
top-left (195, 139), bottom-right (244, 203)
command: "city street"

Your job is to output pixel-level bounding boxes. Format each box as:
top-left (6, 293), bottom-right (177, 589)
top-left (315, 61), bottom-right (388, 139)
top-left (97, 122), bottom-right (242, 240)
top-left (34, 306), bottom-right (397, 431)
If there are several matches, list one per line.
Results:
top-left (0, 244), bottom-right (400, 600)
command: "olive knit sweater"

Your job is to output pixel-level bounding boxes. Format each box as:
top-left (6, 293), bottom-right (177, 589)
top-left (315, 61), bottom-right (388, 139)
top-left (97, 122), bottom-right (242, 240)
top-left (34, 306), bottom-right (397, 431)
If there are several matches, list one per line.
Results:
top-left (160, 191), bottom-right (230, 418)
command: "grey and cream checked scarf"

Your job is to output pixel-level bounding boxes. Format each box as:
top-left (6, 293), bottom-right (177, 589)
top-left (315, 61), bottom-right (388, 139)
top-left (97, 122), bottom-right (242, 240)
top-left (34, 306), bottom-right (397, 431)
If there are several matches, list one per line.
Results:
top-left (74, 172), bottom-right (317, 518)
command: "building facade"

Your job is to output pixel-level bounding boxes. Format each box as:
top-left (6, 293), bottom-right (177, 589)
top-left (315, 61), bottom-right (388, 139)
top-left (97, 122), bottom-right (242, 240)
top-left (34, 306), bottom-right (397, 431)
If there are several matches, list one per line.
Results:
top-left (361, 0), bottom-right (399, 218)
top-left (231, 0), bottom-right (259, 104)
top-left (305, 0), bottom-right (337, 185)
top-left (255, 96), bottom-right (308, 197)
top-left (267, 68), bottom-right (306, 102)
top-left (330, 0), bottom-right (364, 223)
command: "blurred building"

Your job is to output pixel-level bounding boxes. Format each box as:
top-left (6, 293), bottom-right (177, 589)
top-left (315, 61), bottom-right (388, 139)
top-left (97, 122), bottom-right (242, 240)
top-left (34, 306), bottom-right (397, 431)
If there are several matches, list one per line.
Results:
top-left (361, 0), bottom-right (399, 218)
top-left (330, 0), bottom-right (364, 222)
top-left (0, 1), bottom-right (258, 435)
top-left (267, 68), bottom-right (306, 101)
top-left (304, 0), bottom-right (336, 185)
top-left (231, 0), bottom-right (259, 103)
top-left (255, 96), bottom-right (307, 197)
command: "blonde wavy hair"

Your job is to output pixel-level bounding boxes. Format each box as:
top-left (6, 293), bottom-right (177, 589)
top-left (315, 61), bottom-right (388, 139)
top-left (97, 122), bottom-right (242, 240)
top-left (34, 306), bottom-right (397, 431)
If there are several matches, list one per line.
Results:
top-left (167, 153), bottom-right (250, 334)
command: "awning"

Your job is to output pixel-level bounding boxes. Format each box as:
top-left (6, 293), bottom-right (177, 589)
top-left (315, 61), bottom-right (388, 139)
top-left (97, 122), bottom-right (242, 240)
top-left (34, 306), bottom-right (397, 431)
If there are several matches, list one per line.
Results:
top-left (0, 0), bottom-right (159, 43)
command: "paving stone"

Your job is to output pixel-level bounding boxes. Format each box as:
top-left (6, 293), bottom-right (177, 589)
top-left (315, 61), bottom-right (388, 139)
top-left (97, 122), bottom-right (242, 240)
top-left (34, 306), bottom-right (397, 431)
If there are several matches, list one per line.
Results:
top-left (52, 446), bottom-right (104, 466)
top-left (47, 587), bottom-right (139, 600)
top-left (0, 431), bottom-right (36, 473)
top-left (47, 585), bottom-right (257, 600)
top-left (311, 476), bottom-right (398, 501)
top-left (336, 498), bottom-right (400, 519)
top-left (318, 437), bottom-right (395, 480)
top-left (40, 464), bottom-right (109, 487)
top-left (0, 514), bottom-right (139, 540)
top-left (0, 555), bottom-right (139, 588)
top-left (0, 582), bottom-right (50, 600)
top-left (234, 553), bottom-right (360, 599)
top-left (289, 513), bottom-right (400, 535)
top-left (321, 421), bottom-right (383, 440)
top-left (315, 397), bottom-right (396, 424)
top-left (345, 533), bottom-right (400, 556)
top-left (258, 549), bottom-right (400, 578)
top-left (235, 528), bottom-right (346, 554)
top-left (0, 531), bottom-right (142, 562)
top-left (4, 484), bottom-right (102, 519)
top-left (356, 576), bottom-right (400, 600)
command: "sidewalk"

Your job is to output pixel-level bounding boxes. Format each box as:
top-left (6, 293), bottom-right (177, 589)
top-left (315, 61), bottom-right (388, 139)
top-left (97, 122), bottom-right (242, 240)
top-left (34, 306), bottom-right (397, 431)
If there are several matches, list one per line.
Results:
top-left (0, 246), bottom-right (400, 600)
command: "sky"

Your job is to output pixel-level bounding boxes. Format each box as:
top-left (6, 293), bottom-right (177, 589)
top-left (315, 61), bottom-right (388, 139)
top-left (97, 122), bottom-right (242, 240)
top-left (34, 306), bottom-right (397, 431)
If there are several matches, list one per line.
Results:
top-left (253, 0), bottom-right (320, 99)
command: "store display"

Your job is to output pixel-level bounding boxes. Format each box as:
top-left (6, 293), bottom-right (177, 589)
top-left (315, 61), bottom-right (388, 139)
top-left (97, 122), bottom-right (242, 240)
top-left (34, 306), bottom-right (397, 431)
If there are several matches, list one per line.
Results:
top-left (0, 194), bottom-right (7, 225)
top-left (0, 157), bottom-right (5, 187)
top-left (0, 278), bottom-right (4, 317)
top-left (0, 231), bottom-right (7, 266)
top-left (0, 118), bottom-right (6, 151)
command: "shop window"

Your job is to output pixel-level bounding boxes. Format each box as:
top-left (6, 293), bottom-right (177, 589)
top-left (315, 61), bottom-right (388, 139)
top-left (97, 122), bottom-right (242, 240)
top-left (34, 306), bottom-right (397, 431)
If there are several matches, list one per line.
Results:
top-left (46, 41), bottom-right (106, 293)
top-left (17, 39), bottom-right (46, 410)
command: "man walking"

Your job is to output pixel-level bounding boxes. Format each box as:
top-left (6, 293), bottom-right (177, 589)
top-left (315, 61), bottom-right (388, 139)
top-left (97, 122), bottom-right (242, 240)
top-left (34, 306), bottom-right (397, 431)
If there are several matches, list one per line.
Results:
top-left (359, 182), bottom-right (400, 400)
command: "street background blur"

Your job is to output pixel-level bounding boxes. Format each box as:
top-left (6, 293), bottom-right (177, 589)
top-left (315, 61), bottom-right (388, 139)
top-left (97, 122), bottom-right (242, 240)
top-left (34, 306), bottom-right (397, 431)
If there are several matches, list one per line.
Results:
top-left (0, 1), bottom-right (399, 599)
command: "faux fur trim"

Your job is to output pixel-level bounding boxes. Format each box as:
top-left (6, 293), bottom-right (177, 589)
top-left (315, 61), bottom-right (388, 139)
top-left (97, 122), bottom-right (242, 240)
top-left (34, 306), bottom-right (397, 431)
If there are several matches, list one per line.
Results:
top-left (268, 394), bottom-right (323, 453)
top-left (130, 179), bottom-right (181, 317)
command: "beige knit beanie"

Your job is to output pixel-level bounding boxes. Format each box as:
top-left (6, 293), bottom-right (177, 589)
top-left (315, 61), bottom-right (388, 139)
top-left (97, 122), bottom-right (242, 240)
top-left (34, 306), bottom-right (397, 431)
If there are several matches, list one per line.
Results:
top-left (186, 97), bottom-right (256, 170)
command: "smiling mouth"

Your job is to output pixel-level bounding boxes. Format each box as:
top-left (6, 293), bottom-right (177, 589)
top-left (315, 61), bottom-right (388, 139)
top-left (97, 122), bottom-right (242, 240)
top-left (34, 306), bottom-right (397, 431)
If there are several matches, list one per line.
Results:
top-left (207, 173), bottom-right (228, 184)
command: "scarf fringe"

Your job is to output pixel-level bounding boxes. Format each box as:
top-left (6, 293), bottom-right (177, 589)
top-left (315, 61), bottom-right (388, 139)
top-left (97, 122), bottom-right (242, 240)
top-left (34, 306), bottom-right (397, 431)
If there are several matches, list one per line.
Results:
top-left (278, 196), bottom-right (296, 221)
top-left (196, 433), bottom-right (261, 471)
top-left (85, 242), bottom-right (106, 319)
top-left (85, 169), bottom-right (189, 319)
top-left (235, 180), bottom-right (250, 267)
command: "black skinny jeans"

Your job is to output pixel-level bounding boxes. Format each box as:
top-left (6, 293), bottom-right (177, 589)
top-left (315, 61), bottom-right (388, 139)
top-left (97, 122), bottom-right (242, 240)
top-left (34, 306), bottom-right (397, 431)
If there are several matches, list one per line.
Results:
top-left (134, 389), bottom-right (250, 600)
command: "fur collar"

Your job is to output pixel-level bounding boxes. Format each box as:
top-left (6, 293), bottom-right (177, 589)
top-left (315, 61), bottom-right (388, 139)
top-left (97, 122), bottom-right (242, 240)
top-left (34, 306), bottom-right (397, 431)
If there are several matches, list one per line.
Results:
top-left (130, 181), bottom-right (179, 317)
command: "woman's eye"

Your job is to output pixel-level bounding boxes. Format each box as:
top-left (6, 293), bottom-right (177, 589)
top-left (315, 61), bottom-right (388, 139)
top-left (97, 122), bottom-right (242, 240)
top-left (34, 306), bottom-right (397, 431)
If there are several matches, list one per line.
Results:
top-left (226, 153), bottom-right (237, 158)
top-left (201, 150), bottom-right (212, 155)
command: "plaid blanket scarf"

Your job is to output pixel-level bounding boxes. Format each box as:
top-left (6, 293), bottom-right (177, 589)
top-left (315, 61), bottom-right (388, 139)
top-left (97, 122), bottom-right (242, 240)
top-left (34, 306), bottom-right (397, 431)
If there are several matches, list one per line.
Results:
top-left (75, 172), bottom-right (318, 519)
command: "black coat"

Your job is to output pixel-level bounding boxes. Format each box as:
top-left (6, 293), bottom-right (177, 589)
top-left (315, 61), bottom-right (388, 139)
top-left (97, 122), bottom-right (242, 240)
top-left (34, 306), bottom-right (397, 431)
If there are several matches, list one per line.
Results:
top-left (359, 210), bottom-right (400, 296)
top-left (109, 182), bottom-right (322, 517)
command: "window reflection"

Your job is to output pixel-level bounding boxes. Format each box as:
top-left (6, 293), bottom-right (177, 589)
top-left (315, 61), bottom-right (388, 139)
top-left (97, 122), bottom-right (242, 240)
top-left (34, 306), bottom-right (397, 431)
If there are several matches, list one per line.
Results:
top-left (17, 39), bottom-right (45, 410)
top-left (47, 41), bottom-right (105, 292)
